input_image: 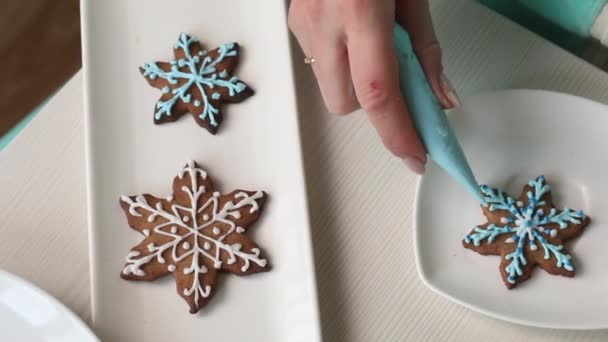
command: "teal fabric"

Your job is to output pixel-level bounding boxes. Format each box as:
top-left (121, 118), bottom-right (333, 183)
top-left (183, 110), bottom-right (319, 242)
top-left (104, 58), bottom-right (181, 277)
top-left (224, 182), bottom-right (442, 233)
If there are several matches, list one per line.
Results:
top-left (519, 0), bottom-right (606, 36)
top-left (393, 24), bottom-right (484, 203)
top-left (478, 0), bottom-right (607, 53)
top-left (0, 98), bottom-right (49, 152)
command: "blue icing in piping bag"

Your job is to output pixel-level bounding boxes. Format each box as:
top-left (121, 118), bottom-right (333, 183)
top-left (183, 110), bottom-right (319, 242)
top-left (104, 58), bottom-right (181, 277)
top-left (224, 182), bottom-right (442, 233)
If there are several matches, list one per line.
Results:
top-left (393, 23), bottom-right (486, 204)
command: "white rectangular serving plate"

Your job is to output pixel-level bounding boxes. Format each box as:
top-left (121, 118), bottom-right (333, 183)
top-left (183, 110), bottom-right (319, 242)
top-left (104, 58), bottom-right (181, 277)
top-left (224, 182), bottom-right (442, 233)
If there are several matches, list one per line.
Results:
top-left (81, 1), bottom-right (321, 341)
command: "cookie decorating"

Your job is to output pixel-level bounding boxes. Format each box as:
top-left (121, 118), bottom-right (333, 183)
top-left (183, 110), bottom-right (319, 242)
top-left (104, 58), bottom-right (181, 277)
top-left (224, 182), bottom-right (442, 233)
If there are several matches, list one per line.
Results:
top-left (463, 175), bottom-right (590, 288)
top-left (119, 161), bottom-right (270, 313)
top-left (140, 33), bottom-right (253, 134)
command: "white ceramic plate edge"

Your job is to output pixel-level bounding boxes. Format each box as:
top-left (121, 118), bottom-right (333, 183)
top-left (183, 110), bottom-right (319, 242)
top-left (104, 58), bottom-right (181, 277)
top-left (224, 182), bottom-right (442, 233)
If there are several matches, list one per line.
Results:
top-left (0, 270), bottom-right (99, 341)
top-left (79, 0), bottom-right (100, 325)
top-left (413, 89), bottom-right (608, 330)
top-left (272, 0), bottom-right (324, 339)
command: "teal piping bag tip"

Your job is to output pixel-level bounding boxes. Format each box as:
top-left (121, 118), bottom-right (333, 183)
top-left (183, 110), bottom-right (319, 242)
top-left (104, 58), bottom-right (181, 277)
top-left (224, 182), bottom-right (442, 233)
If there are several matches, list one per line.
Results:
top-left (393, 23), bottom-right (486, 205)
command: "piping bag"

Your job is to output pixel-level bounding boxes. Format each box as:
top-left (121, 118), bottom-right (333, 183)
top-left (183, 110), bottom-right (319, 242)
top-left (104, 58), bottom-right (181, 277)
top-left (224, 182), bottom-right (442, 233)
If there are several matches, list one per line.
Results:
top-left (393, 23), bottom-right (485, 204)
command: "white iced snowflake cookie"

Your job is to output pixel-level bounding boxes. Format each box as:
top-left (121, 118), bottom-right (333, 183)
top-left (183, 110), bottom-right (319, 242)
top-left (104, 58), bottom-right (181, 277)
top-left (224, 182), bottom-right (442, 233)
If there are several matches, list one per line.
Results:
top-left (119, 160), bottom-right (270, 313)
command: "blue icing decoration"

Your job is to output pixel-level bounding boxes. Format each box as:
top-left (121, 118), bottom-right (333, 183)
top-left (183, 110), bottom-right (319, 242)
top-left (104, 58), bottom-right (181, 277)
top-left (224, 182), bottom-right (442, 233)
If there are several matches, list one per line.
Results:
top-left (538, 208), bottom-right (584, 228)
top-left (235, 82), bottom-right (246, 93)
top-left (505, 236), bottom-right (527, 284)
top-left (463, 224), bottom-right (513, 246)
top-left (211, 92), bottom-right (221, 100)
top-left (533, 230), bottom-right (573, 270)
top-left (464, 175), bottom-right (587, 285)
top-left (480, 186), bottom-right (514, 212)
top-left (140, 33), bottom-right (248, 127)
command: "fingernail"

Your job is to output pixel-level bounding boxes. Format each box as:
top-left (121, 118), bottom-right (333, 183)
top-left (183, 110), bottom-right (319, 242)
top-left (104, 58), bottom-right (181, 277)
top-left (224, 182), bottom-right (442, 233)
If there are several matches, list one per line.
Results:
top-left (402, 157), bottom-right (426, 175)
top-left (441, 74), bottom-right (461, 108)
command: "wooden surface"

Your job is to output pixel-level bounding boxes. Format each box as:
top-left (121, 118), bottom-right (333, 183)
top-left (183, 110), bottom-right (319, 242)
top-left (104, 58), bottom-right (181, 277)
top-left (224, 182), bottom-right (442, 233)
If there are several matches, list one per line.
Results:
top-left (0, 0), bottom-right (81, 135)
top-left (1, 0), bottom-right (608, 340)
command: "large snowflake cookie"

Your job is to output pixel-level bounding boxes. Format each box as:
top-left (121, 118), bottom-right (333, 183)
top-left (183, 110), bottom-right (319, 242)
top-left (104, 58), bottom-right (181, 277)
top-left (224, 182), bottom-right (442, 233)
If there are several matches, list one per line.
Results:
top-left (140, 33), bottom-right (253, 134)
top-left (119, 161), bottom-right (270, 313)
top-left (463, 175), bottom-right (590, 288)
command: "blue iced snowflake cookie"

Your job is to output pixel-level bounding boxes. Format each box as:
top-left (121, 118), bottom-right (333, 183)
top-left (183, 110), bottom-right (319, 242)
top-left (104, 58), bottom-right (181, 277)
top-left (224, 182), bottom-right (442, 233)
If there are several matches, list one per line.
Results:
top-left (463, 175), bottom-right (590, 288)
top-left (140, 33), bottom-right (253, 134)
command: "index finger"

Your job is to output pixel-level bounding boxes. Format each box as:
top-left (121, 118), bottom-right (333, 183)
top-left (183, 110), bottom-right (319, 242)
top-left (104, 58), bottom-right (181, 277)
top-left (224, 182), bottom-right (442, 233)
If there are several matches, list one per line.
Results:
top-left (345, 5), bottom-right (427, 173)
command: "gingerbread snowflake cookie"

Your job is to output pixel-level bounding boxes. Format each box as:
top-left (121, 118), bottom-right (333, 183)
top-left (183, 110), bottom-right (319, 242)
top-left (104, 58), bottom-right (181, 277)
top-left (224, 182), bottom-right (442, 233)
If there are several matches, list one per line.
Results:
top-left (463, 175), bottom-right (590, 288)
top-left (140, 33), bottom-right (253, 134)
top-left (119, 161), bottom-right (270, 313)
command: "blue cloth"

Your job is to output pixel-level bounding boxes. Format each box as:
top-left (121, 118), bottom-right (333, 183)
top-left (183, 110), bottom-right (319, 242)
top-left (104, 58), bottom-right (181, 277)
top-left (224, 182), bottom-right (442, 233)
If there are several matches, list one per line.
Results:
top-left (0, 99), bottom-right (48, 152)
top-left (477, 0), bottom-right (607, 53)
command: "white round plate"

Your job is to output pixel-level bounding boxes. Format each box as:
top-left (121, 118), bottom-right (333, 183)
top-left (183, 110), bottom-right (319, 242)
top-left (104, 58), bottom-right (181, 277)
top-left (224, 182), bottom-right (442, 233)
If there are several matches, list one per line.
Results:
top-left (414, 90), bottom-right (608, 329)
top-left (0, 269), bottom-right (98, 341)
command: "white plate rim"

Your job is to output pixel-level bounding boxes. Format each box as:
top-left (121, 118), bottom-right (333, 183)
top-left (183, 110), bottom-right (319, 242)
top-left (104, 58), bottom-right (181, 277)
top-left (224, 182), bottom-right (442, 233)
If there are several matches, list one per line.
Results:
top-left (0, 269), bottom-right (99, 341)
top-left (413, 89), bottom-right (608, 330)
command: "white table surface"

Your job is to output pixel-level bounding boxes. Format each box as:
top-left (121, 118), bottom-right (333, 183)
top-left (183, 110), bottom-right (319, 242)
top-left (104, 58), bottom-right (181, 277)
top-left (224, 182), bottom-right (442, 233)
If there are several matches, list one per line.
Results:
top-left (2, 0), bottom-right (608, 340)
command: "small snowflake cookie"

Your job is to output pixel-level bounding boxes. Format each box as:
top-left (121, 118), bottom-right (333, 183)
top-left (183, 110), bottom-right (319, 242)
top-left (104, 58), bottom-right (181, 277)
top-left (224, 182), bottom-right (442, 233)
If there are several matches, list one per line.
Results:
top-left (463, 175), bottom-right (590, 289)
top-left (119, 161), bottom-right (270, 313)
top-left (140, 33), bottom-right (253, 134)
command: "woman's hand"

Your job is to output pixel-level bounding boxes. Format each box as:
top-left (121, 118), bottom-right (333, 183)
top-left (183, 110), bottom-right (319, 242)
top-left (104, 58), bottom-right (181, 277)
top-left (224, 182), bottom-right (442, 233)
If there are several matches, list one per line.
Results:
top-left (288, 0), bottom-right (459, 174)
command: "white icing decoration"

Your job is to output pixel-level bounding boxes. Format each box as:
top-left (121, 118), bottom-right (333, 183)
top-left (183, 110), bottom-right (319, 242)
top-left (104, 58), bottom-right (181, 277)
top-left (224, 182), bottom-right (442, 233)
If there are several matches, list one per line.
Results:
top-left (203, 214), bottom-right (209, 221)
top-left (530, 244), bottom-right (538, 251)
top-left (236, 227), bottom-right (245, 233)
top-left (177, 160), bottom-right (207, 180)
top-left (500, 217), bottom-right (509, 224)
top-left (505, 237), bottom-right (515, 243)
top-left (119, 160), bottom-right (267, 305)
top-left (122, 251), bottom-right (146, 276)
top-left (212, 227), bottom-right (221, 235)
top-left (516, 201), bottom-right (524, 207)
top-left (184, 263), bottom-right (207, 275)
top-left (143, 229), bottom-right (150, 236)
top-left (166, 195), bottom-right (174, 202)
top-left (120, 196), bottom-right (140, 217)
top-left (538, 227), bottom-right (545, 232)
top-left (550, 230), bottom-right (558, 238)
